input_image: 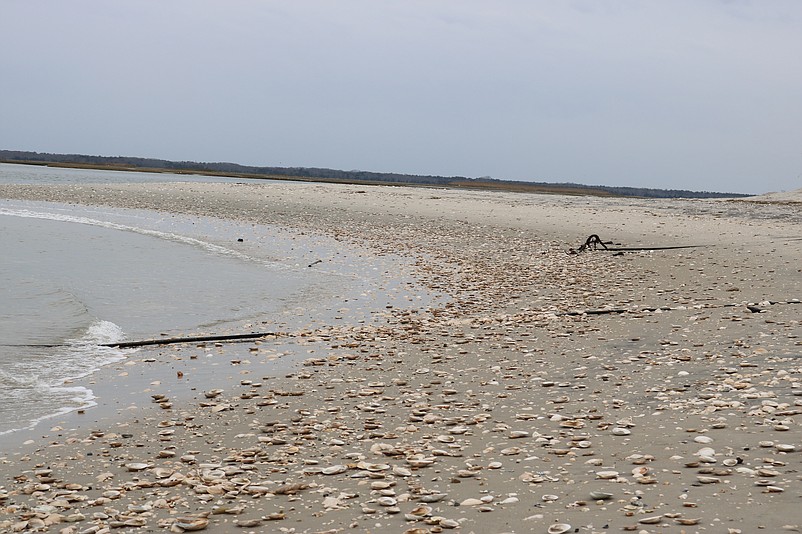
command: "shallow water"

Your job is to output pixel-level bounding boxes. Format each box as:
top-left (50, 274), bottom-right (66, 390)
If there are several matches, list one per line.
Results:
top-left (0, 163), bottom-right (437, 436)
top-left (0, 201), bottom-right (359, 434)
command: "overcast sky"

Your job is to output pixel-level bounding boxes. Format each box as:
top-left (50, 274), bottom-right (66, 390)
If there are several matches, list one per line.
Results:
top-left (2, 1), bottom-right (800, 194)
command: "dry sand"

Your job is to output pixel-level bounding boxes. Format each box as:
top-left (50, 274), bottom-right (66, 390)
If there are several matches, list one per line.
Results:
top-left (0, 181), bottom-right (800, 534)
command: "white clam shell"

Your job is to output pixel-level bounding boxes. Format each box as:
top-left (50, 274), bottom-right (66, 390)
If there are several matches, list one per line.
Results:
top-left (322, 465), bottom-right (348, 475)
top-left (125, 463), bottom-right (152, 472)
top-left (595, 470), bottom-right (619, 479)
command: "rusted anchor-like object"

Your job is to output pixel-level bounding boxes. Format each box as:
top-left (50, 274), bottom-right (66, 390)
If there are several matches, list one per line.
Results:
top-left (567, 234), bottom-right (610, 254)
top-left (567, 235), bottom-right (706, 255)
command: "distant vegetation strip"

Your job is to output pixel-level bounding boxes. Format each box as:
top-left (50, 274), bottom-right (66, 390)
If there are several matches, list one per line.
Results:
top-left (0, 150), bottom-right (749, 199)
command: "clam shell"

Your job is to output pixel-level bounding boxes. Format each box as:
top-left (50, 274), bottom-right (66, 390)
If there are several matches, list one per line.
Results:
top-left (595, 470), bottom-right (619, 479)
top-left (547, 524), bottom-right (572, 534)
top-left (174, 518), bottom-right (209, 531)
top-left (125, 463), bottom-right (152, 472)
top-left (322, 465), bottom-right (348, 475)
top-left (409, 505), bottom-right (432, 517)
top-left (406, 456), bottom-right (435, 467)
top-left (418, 494), bottom-right (447, 503)
top-left (638, 516), bottom-right (662, 524)
top-left (393, 466), bottom-right (412, 477)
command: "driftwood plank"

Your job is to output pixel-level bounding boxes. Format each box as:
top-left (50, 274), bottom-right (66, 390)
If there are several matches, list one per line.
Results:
top-left (102, 332), bottom-right (277, 349)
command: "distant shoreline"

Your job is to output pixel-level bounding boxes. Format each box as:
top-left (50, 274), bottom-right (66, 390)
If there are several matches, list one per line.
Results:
top-left (0, 149), bottom-right (751, 198)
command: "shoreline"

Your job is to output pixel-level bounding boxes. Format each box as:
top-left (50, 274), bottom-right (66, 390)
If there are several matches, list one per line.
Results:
top-left (1, 182), bottom-right (800, 533)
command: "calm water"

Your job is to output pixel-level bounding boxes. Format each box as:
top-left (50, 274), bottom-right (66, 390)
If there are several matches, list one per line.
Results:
top-left (0, 164), bottom-right (414, 435)
top-left (0, 162), bottom-right (251, 185)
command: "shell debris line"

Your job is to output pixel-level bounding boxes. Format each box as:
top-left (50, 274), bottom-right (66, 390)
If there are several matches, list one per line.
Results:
top-left (0, 182), bottom-right (800, 533)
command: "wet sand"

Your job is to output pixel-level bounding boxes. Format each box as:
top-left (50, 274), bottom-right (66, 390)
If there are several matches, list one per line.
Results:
top-left (0, 181), bottom-right (800, 534)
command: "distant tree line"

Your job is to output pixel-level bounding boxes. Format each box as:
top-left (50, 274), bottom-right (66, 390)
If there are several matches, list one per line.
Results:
top-left (0, 150), bottom-right (750, 199)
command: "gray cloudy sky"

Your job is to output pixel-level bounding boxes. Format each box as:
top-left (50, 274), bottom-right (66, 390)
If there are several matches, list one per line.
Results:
top-left (2, 1), bottom-right (800, 194)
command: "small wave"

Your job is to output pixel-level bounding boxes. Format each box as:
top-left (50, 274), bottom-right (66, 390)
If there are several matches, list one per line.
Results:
top-left (0, 206), bottom-right (260, 265)
top-left (0, 319), bottom-right (130, 435)
top-left (61, 320), bottom-right (130, 381)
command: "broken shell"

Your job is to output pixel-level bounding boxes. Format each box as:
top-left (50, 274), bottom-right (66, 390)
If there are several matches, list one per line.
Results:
top-left (589, 491), bottom-right (613, 500)
top-left (409, 505), bottom-right (433, 517)
top-left (547, 524), bottom-right (572, 534)
top-left (152, 467), bottom-right (174, 478)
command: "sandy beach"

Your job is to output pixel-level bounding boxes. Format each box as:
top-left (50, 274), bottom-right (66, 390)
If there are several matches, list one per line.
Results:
top-left (0, 181), bottom-right (800, 534)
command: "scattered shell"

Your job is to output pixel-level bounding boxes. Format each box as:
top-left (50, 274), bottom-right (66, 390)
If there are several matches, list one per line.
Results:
top-left (393, 466), bottom-right (413, 477)
top-left (638, 516), bottom-right (663, 524)
top-left (377, 497), bottom-right (398, 506)
top-left (322, 465), bottom-right (348, 475)
top-left (589, 491), bottom-right (613, 500)
top-left (419, 494), bottom-right (447, 503)
top-left (407, 456), bottom-right (435, 467)
top-left (595, 470), bottom-right (619, 480)
top-left (409, 505), bottom-right (433, 517)
top-left (174, 518), bottom-right (209, 531)
top-left (611, 427), bottom-right (631, 436)
top-left (125, 463), bottom-right (152, 472)
top-left (547, 524), bottom-right (572, 534)
top-left (697, 476), bottom-right (721, 484)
